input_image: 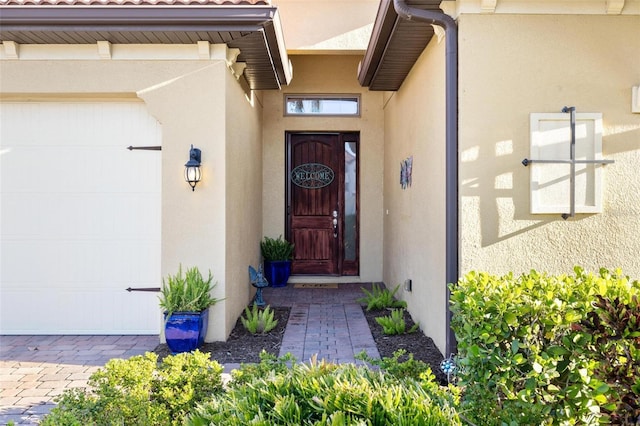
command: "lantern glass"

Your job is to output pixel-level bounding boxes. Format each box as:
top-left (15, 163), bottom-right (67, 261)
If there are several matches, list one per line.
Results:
top-left (185, 166), bottom-right (201, 190)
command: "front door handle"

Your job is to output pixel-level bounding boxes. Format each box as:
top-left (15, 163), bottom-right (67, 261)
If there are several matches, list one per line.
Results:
top-left (332, 210), bottom-right (338, 238)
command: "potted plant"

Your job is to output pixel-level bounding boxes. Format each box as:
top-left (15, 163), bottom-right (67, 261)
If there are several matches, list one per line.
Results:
top-left (159, 265), bottom-right (220, 354)
top-left (260, 235), bottom-right (294, 287)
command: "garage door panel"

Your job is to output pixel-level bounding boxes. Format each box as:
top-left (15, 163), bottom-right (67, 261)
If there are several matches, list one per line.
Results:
top-left (0, 101), bottom-right (161, 334)
top-left (2, 235), bottom-right (159, 287)
top-left (2, 193), bottom-right (160, 240)
top-left (2, 146), bottom-right (160, 194)
top-left (0, 102), bottom-right (161, 148)
top-left (1, 289), bottom-right (159, 334)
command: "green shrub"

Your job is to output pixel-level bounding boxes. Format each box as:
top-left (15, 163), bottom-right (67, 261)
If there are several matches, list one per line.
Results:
top-left (159, 265), bottom-right (220, 318)
top-left (358, 283), bottom-right (407, 311)
top-left (189, 353), bottom-right (461, 426)
top-left (356, 349), bottom-right (429, 381)
top-left (260, 235), bottom-right (294, 261)
top-left (375, 309), bottom-right (419, 335)
top-left (241, 304), bottom-right (279, 334)
top-left (41, 351), bottom-right (224, 426)
top-left (580, 294), bottom-right (640, 424)
top-left (450, 267), bottom-right (640, 426)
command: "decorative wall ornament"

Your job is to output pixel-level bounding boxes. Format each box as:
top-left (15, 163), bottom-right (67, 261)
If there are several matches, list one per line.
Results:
top-left (290, 163), bottom-right (335, 189)
top-left (400, 156), bottom-right (413, 189)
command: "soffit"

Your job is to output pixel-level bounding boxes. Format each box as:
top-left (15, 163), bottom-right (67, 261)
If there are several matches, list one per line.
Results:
top-left (358, 0), bottom-right (442, 91)
top-left (0, 2), bottom-right (291, 90)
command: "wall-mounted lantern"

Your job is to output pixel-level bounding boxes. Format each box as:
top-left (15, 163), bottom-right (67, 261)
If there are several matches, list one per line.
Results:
top-left (184, 144), bottom-right (202, 191)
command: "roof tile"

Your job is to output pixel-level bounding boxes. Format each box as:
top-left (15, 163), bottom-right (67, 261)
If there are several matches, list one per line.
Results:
top-left (0, 0), bottom-right (269, 5)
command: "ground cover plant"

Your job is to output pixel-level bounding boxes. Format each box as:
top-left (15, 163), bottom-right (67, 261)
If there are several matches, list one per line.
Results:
top-left (241, 304), bottom-right (279, 334)
top-left (450, 267), bottom-right (640, 425)
top-left (41, 351), bottom-right (461, 426)
top-left (358, 283), bottom-right (407, 311)
top-left (189, 352), bottom-right (461, 426)
top-left (375, 308), bottom-right (419, 335)
top-left (154, 306), bottom-right (290, 363)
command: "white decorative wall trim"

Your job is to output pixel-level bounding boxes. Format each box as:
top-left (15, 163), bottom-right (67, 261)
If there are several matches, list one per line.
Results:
top-left (606, 0), bottom-right (625, 13)
top-left (231, 62), bottom-right (247, 80)
top-left (210, 44), bottom-right (244, 79)
top-left (432, 25), bottom-right (446, 43)
top-left (197, 41), bottom-right (211, 60)
top-left (3, 41), bottom-right (19, 59)
top-left (480, 0), bottom-right (497, 13)
top-left (97, 41), bottom-right (112, 59)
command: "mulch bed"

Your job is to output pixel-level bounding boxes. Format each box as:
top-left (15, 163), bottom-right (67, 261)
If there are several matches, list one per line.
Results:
top-left (363, 308), bottom-right (448, 385)
top-left (154, 307), bottom-right (290, 363)
top-left (154, 305), bottom-right (447, 385)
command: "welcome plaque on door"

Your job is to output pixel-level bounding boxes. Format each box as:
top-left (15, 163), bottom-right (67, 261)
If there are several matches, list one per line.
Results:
top-left (290, 163), bottom-right (335, 189)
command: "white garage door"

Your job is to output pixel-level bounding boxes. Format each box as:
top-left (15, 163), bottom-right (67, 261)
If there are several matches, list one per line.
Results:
top-left (0, 101), bottom-right (161, 334)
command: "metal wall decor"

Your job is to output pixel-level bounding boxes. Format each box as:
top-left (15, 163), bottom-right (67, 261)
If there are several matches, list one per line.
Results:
top-left (290, 163), bottom-right (335, 189)
top-left (400, 155), bottom-right (413, 189)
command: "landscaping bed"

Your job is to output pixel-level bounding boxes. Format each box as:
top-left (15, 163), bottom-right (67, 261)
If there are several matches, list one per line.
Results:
top-left (154, 307), bottom-right (290, 363)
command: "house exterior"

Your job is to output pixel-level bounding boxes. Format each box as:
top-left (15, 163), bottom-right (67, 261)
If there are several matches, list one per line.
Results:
top-left (1, 0), bottom-right (638, 357)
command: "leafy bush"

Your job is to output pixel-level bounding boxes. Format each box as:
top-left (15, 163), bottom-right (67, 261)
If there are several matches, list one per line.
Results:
top-left (188, 353), bottom-right (461, 426)
top-left (375, 309), bottom-right (419, 335)
top-left (241, 304), bottom-right (279, 334)
top-left (356, 349), bottom-right (429, 381)
top-left (358, 283), bottom-right (407, 311)
top-left (41, 351), bottom-right (223, 426)
top-left (260, 235), bottom-right (294, 261)
top-left (450, 267), bottom-right (640, 426)
top-left (580, 294), bottom-right (640, 424)
top-left (159, 265), bottom-right (220, 317)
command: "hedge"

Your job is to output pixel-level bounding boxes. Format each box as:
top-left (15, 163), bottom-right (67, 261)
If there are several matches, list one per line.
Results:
top-left (450, 267), bottom-right (640, 425)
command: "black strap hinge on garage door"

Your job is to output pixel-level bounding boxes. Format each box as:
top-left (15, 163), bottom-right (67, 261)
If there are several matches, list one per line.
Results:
top-left (127, 146), bottom-right (162, 151)
top-left (126, 287), bottom-right (161, 292)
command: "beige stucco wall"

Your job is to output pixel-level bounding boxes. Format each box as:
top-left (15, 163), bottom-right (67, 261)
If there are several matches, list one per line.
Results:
top-left (381, 37), bottom-right (448, 353)
top-left (458, 14), bottom-right (640, 278)
top-left (262, 55), bottom-right (385, 282)
top-left (224, 78), bottom-right (264, 337)
top-left (0, 47), bottom-right (257, 341)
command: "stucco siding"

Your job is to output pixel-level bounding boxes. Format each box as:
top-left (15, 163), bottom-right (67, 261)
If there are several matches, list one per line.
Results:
top-left (382, 37), bottom-right (448, 353)
top-left (458, 14), bottom-right (640, 277)
top-left (262, 55), bottom-right (385, 282)
top-left (225, 74), bottom-right (264, 338)
top-left (0, 53), bottom-right (242, 341)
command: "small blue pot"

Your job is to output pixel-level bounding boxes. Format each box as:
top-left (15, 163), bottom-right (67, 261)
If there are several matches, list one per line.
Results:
top-left (164, 309), bottom-right (209, 354)
top-left (263, 260), bottom-right (291, 287)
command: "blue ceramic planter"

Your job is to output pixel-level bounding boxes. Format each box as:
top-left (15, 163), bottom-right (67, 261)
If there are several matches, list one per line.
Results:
top-left (263, 260), bottom-right (291, 287)
top-left (164, 309), bottom-right (209, 354)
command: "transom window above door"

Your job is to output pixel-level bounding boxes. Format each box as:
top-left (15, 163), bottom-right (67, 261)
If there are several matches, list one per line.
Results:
top-left (284, 95), bottom-right (360, 117)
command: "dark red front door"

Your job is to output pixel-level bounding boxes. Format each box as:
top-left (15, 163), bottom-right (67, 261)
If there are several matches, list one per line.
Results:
top-left (286, 132), bottom-right (359, 276)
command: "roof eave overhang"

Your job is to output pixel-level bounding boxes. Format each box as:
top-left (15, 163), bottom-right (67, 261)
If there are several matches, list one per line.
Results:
top-left (0, 6), bottom-right (292, 90)
top-left (358, 0), bottom-right (439, 91)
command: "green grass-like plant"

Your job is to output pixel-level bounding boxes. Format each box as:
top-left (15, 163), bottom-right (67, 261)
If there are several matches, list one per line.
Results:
top-left (375, 308), bottom-right (419, 335)
top-left (260, 235), bottom-right (295, 261)
top-left (240, 304), bottom-right (279, 334)
top-left (356, 349), bottom-right (429, 380)
top-left (41, 351), bottom-right (224, 426)
top-left (358, 283), bottom-right (407, 311)
top-left (159, 265), bottom-right (220, 319)
top-left (188, 352), bottom-right (461, 425)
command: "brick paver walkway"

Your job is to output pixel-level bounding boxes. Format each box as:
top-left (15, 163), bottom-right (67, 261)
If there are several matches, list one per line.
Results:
top-left (0, 335), bottom-right (157, 425)
top-left (264, 282), bottom-right (380, 363)
top-left (0, 283), bottom-right (379, 425)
